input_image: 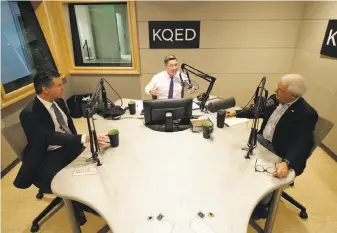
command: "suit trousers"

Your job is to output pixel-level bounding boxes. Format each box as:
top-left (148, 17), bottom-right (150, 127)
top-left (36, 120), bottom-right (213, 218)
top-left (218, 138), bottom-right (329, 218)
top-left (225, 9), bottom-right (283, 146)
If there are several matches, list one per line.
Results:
top-left (36, 144), bottom-right (83, 193)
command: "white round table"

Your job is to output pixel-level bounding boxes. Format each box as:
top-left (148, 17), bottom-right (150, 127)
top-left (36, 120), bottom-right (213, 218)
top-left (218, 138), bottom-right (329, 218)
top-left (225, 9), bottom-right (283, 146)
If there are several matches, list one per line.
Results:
top-left (52, 99), bottom-right (295, 233)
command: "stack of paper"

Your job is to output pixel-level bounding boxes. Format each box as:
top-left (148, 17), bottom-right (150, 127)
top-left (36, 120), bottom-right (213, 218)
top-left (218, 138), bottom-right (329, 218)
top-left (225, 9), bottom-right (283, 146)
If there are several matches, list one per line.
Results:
top-left (224, 117), bottom-right (249, 127)
top-left (190, 216), bottom-right (216, 233)
top-left (190, 116), bottom-right (210, 127)
top-left (135, 100), bottom-right (143, 111)
top-left (192, 102), bottom-right (200, 110)
top-left (73, 165), bottom-right (99, 176)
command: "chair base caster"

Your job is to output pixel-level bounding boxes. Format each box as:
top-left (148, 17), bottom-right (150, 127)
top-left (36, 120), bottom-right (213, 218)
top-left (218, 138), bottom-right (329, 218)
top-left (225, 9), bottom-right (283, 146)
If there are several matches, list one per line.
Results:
top-left (299, 210), bottom-right (308, 219)
top-left (36, 192), bottom-right (44, 199)
top-left (31, 223), bottom-right (40, 232)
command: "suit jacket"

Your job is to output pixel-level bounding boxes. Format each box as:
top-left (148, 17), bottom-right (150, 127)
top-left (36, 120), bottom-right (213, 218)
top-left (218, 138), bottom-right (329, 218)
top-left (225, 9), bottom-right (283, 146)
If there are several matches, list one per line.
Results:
top-left (14, 97), bottom-right (82, 189)
top-left (236, 95), bottom-right (318, 176)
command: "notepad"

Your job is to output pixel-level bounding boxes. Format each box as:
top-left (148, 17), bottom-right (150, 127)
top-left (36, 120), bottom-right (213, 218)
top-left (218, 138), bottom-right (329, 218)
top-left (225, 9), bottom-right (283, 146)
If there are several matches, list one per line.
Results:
top-left (73, 165), bottom-right (99, 176)
top-left (190, 116), bottom-right (210, 127)
top-left (133, 219), bottom-right (174, 233)
top-left (153, 220), bottom-right (174, 233)
top-left (135, 100), bottom-right (143, 111)
top-left (190, 116), bottom-right (213, 132)
top-left (193, 102), bottom-right (200, 110)
top-left (190, 216), bottom-right (216, 233)
top-left (224, 117), bottom-right (249, 127)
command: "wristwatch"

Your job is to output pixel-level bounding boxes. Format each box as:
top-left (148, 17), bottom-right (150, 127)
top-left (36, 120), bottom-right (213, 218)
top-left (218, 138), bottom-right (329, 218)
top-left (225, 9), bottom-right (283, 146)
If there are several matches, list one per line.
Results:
top-left (282, 158), bottom-right (290, 166)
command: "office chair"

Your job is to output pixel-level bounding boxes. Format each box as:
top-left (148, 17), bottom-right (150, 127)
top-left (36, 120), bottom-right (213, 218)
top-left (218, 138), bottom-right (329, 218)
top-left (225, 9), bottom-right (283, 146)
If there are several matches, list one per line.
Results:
top-left (2, 122), bottom-right (63, 233)
top-left (281, 116), bottom-right (334, 219)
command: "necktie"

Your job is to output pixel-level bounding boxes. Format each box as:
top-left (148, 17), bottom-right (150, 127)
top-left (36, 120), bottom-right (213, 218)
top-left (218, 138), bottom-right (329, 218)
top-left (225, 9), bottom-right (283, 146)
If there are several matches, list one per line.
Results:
top-left (168, 77), bottom-right (174, 99)
top-left (52, 103), bottom-right (72, 134)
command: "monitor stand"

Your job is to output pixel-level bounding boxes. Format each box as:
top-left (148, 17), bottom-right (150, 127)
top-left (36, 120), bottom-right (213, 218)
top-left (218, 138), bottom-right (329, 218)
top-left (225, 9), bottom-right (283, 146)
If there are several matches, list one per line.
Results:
top-left (145, 117), bottom-right (191, 133)
top-left (146, 124), bottom-right (190, 132)
top-left (165, 112), bottom-right (173, 132)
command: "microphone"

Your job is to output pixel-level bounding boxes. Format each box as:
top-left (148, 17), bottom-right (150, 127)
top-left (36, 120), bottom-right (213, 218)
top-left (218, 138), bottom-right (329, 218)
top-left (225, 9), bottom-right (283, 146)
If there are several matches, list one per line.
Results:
top-left (251, 94), bottom-right (278, 112)
top-left (266, 94), bottom-right (278, 107)
top-left (175, 76), bottom-right (198, 91)
top-left (100, 79), bottom-right (108, 110)
top-left (207, 97), bottom-right (236, 113)
top-left (253, 96), bottom-right (266, 110)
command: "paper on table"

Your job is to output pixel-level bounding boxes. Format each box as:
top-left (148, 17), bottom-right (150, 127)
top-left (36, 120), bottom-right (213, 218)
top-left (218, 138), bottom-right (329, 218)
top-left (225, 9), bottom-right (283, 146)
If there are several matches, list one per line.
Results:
top-left (224, 117), bottom-right (249, 127)
top-left (135, 100), bottom-right (144, 111)
top-left (255, 158), bottom-right (276, 168)
top-left (190, 216), bottom-right (216, 233)
top-left (73, 165), bottom-right (99, 176)
top-left (193, 102), bottom-right (200, 109)
top-left (133, 219), bottom-right (174, 233)
top-left (153, 219), bottom-right (174, 233)
top-left (190, 116), bottom-right (210, 127)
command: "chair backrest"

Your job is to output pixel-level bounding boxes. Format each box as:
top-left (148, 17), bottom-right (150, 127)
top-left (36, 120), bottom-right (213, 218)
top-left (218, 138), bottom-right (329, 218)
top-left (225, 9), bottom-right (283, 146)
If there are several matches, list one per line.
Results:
top-left (2, 122), bottom-right (27, 161)
top-left (310, 116), bottom-right (334, 154)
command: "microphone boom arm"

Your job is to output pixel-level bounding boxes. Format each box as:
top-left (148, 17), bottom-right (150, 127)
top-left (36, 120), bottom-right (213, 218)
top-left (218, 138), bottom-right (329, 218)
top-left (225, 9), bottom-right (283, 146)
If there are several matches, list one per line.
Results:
top-left (180, 63), bottom-right (216, 112)
top-left (84, 105), bottom-right (102, 166)
top-left (244, 77), bottom-right (267, 159)
top-left (84, 80), bottom-right (104, 166)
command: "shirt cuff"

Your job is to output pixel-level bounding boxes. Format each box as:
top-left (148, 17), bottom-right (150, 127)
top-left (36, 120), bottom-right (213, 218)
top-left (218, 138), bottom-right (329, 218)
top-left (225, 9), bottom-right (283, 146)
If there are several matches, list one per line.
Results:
top-left (81, 134), bottom-right (87, 144)
top-left (282, 158), bottom-right (290, 166)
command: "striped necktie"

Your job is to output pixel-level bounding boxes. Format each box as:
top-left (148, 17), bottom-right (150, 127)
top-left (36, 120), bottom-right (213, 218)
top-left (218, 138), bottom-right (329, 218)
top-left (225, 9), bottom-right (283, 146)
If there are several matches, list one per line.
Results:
top-left (52, 103), bottom-right (72, 134)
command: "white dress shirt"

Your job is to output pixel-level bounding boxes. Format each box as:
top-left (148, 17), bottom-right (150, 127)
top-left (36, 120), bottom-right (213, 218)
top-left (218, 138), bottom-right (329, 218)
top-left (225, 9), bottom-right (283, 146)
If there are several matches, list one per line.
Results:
top-left (145, 71), bottom-right (189, 99)
top-left (263, 98), bottom-right (299, 142)
top-left (37, 96), bottom-right (86, 151)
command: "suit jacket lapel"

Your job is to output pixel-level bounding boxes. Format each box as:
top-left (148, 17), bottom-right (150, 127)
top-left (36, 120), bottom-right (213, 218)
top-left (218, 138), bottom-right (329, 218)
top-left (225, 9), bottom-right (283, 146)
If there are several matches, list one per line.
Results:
top-left (275, 98), bottom-right (303, 130)
top-left (34, 97), bottom-right (55, 130)
top-left (283, 98), bottom-right (303, 118)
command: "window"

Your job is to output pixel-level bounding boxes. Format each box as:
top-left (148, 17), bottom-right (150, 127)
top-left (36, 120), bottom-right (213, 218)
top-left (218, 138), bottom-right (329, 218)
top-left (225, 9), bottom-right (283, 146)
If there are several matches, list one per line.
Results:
top-left (1, 1), bottom-right (57, 95)
top-left (69, 3), bottom-right (132, 67)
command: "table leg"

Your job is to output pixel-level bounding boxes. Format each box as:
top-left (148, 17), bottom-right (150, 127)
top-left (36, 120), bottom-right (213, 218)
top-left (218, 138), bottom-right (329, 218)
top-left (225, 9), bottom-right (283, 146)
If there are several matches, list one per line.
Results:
top-left (264, 188), bottom-right (282, 233)
top-left (64, 199), bottom-right (82, 233)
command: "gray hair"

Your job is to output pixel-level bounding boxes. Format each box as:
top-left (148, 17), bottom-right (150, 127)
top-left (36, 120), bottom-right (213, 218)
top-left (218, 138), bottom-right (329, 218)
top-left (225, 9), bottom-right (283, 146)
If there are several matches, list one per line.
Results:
top-left (280, 74), bottom-right (307, 97)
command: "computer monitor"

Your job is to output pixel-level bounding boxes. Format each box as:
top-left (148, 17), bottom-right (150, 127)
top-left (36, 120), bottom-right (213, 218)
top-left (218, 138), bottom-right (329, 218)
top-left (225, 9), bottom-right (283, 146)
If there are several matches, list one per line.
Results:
top-left (143, 98), bottom-right (193, 132)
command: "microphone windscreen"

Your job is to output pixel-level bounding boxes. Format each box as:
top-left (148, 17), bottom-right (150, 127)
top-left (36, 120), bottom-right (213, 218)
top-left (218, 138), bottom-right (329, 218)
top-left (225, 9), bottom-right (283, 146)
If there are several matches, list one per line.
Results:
top-left (266, 94), bottom-right (278, 107)
top-left (207, 97), bottom-right (236, 113)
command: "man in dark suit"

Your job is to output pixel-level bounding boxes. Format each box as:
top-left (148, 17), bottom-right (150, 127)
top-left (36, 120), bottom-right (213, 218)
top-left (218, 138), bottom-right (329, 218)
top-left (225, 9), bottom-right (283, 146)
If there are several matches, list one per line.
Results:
top-left (14, 70), bottom-right (108, 223)
top-left (14, 70), bottom-right (108, 191)
top-left (227, 74), bottom-right (318, 220)
top-left (226, 74), bottom-right (318, 177)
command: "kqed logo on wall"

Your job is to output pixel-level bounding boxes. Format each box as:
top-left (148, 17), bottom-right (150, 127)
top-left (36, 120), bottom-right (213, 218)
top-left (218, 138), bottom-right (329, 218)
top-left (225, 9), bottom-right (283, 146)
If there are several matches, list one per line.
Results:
top-left (149, 21), bottom-right (200, 49)
top-left (320, 20), bottom-right (337, 58)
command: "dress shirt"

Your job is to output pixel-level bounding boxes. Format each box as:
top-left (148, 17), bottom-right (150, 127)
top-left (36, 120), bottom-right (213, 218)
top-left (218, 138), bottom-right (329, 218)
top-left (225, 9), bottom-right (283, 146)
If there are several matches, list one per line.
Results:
top-left (145, 71), bottom-right (189, 99)
top-left (263, 98), bottom-right (299, 142)
top-left (37, 96), bottom-right (86, 150)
